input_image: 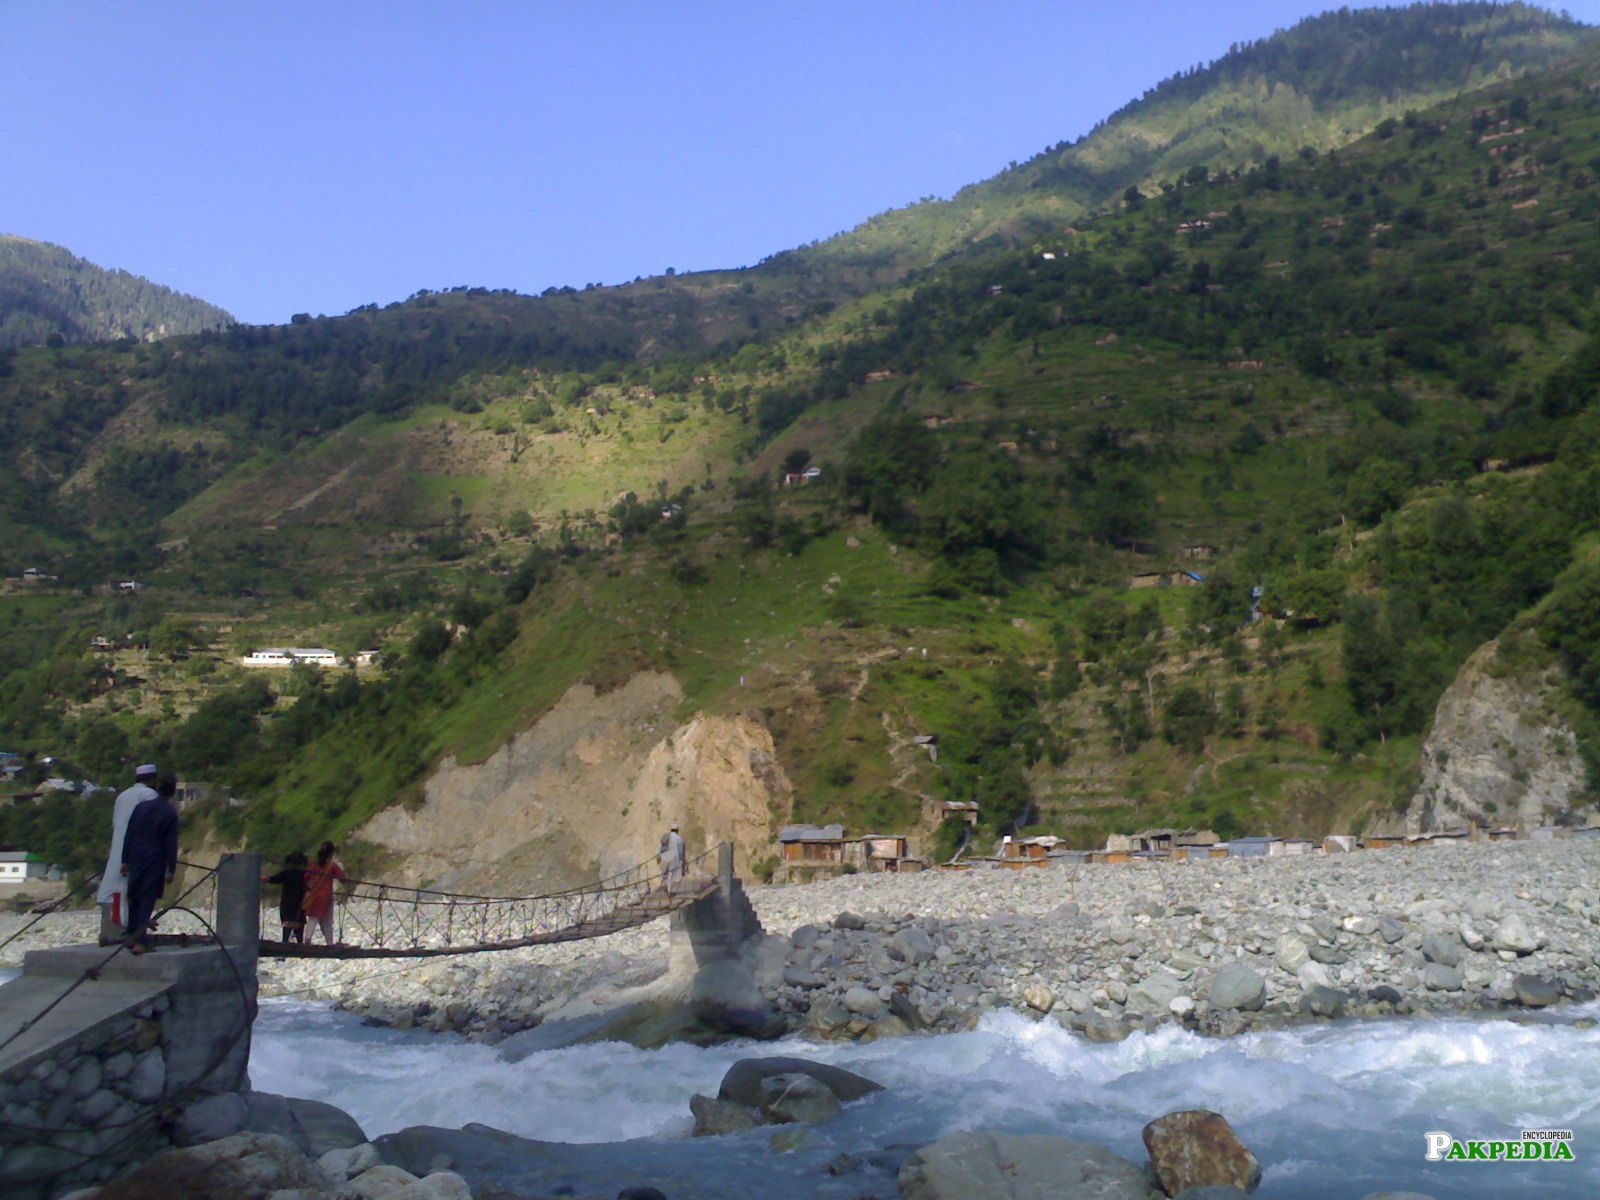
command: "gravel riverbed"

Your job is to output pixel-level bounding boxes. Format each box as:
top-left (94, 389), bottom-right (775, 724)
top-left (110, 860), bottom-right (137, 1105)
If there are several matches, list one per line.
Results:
top-left (6, 840), bottom-right (1597, 1043)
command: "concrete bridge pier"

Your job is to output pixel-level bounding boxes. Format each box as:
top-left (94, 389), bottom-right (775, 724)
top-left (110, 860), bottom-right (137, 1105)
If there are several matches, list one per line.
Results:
top-left (0, 852), bottom-right (262, 1198)
top-left (669, 841), bottom-right (764, 977)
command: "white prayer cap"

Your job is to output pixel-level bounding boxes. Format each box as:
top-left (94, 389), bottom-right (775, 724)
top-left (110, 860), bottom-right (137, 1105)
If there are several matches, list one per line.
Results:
top-left (135, 764), bottom-right (159, 777)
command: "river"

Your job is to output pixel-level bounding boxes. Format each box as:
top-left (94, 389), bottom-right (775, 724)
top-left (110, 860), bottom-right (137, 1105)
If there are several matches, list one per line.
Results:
top-left (250, 997), bottom-right (1600, 1199)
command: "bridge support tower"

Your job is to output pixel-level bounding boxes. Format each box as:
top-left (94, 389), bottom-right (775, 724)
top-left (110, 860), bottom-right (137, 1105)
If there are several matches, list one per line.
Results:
top-left (669, 841), bottom-right (763, 974)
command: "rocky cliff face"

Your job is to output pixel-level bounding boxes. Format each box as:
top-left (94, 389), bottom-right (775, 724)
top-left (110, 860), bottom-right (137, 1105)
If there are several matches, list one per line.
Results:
top-left (354, 672), bottom-right (789, 892)
top-left (1406, 641), bottom-right (1588, 833)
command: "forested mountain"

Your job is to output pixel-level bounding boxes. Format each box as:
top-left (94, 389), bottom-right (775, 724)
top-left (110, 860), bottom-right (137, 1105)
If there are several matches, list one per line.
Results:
top-left (0, 235), bottom-right (233, 349)
top-left (4, 4), bottom-right (1600, 878)
top-left (781, 2), bottom-right (1592, 275)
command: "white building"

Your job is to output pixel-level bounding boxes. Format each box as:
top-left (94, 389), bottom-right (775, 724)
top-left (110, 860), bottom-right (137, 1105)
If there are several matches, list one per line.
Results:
top-left (240, 647), bottom-right (342, 668)
top-left (0, 851), bottom-right (45, 883)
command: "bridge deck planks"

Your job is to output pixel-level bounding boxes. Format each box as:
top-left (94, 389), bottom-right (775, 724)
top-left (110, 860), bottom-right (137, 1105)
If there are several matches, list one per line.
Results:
top-left (258, 877), bottom-right (717, 959)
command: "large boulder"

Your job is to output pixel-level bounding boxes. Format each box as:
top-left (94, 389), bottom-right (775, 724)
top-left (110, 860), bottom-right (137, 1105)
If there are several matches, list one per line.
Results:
top-left (172, 1092), bottom-right (249, 1146)
top-left (899, 1130), bottom-right (1158, 1200)
top-left (1206, 963), bottom-right (1265, 1012)
top-left (289, 1096), bottom-right (370, 1156)
top-left (1142, 1110), bottom-right (1262, 1196)
top-left (96, 1132), bottom-right (335, 1198)
top-left (717, 1057), bottom-right (884, 1107)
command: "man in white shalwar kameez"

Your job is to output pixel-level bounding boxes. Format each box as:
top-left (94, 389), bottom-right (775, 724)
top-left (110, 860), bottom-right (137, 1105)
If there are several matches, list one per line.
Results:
top-left (97, 764), bottom-right (159, 944)
top-left (658, 824), bottom-right (687, 888)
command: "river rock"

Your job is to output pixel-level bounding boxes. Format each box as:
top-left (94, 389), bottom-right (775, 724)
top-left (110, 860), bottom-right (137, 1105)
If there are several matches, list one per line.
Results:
top-left (1295, 962), bottom-right (1334, 991)
top-left (104, 1132), bottom-right (335, 1195)
top-left (757, 1073), bottom-right (843, 1125)
top-left (1142, 1110), bottom-right (1261, 1196)
top-left (1420, 932), bottom-right (1461, 967)
top-left (890, 926), bottom-right (937, 964)
top-left (1080, 1015), bottom-right (1132, 1043)
top-left (1274, 934), bottom-right (1309, 973)
top-left (690, 1093), bottom-right (761, 1136)
top-left (1173, 1189), bottom-right (1252, 1200)
top-left (834, 911), bottom-right (867, 930)
top-left (1128, 970), bottom-right (1183, 1014)
top-left (1023, 984), bottom-right (1056, 1013)
top-left (1299, 986), bottom-right (1347, 1018)
top-left (320, 1142), bottom-right (383, 1179)
top-left (843, 986), bottom-right (885, 1017)
top-left (1493, 914), bottom-right (1539, 955)
top-left (1512, 974), bottom-right (1562, 1007)
top-left (1423, 963), bottom-right (1464, 991)
top-left (716, 1057), bottom-right (884, 1108)
top-left (791, 923), bottom-right (822, 949)
top-left (899, 1129), bottom-right (1158, 1199)
top-left (783, 966), bottom-right (823, 988)
top-left (889, 989), bottom-right (925, 1030)
top-left (1207, 963), bottom-right (1265, 1012)
top-left (1377, 917), bottom-right (1405, 944)
top-left (351, 1162), bottom-right (423, 1198)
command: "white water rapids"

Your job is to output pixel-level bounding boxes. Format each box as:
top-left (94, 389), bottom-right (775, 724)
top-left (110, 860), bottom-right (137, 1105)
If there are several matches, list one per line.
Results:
top-left (250, 998), bottom-right (1600, 1199)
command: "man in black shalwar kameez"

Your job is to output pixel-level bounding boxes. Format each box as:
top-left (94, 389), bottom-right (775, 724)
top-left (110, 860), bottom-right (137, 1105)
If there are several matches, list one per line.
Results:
top-left (121, 778), bottom-right (179, 953)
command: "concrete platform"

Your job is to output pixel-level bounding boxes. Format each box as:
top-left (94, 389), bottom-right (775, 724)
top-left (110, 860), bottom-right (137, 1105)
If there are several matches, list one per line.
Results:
top-left (0, 970), bottom-right (167, 1078)
top-left (23, 943), bottom-right (247, 985)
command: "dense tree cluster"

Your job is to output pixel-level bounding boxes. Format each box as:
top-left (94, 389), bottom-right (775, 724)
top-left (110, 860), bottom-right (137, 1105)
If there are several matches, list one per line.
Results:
top-left (0, 235), bottom-right (232, 350)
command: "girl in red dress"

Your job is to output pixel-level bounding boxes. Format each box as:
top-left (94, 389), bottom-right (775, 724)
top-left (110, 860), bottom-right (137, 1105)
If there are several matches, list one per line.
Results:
top-left (302, 841), bottom-right (347, 945)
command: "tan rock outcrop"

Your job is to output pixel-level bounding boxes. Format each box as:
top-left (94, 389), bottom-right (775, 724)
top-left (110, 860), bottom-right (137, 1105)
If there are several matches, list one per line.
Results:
top-left (1406, 641), bottom-right (1587, 834)
top-left (354, 672), bottom-right (788, 891)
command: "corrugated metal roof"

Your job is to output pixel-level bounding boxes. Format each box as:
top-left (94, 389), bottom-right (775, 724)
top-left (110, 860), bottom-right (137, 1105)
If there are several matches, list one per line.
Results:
top-left (778, 823), bottom-right (846, 842)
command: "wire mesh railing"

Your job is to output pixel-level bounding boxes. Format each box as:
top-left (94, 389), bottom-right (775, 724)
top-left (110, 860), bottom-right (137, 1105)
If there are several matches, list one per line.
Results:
top-left (261, 842), bottom-right (723, 958)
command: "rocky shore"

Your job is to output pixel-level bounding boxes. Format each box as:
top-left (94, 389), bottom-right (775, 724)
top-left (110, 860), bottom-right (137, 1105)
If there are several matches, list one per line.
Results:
top-left (274, 839), bottom-right (1600, 1042)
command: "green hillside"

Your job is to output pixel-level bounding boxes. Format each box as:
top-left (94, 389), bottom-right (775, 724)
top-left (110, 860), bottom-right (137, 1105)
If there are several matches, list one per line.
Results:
top-left (0, 235), bottom-right (234, 350)
top-left (4, 5), bottom-right (1600, 876)
top-left (783, 2), bottom-right (1592, 274)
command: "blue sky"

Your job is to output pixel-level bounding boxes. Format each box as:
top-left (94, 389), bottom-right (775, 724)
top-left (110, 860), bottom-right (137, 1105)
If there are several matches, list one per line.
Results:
top-left (5, 2), bottom-right (1596, 324)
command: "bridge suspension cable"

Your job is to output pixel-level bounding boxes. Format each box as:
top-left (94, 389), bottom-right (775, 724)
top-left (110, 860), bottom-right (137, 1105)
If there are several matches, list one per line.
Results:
top-left (257, 842), bottom-right (723, 959)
